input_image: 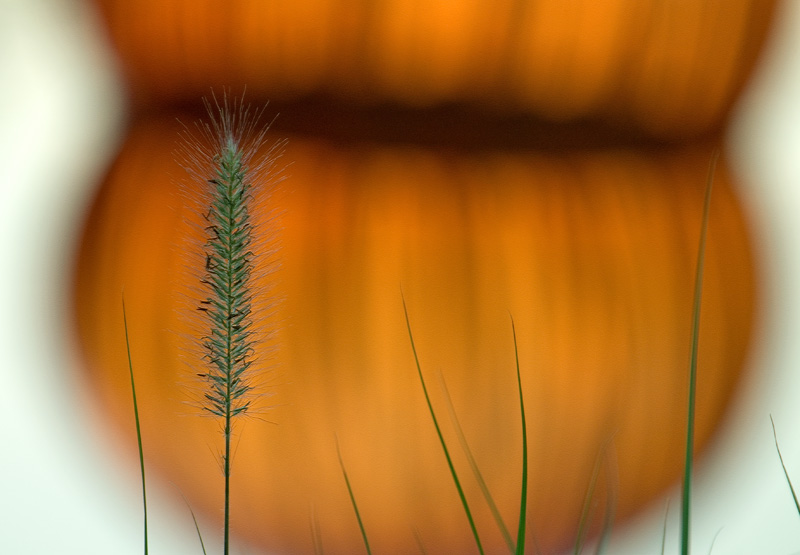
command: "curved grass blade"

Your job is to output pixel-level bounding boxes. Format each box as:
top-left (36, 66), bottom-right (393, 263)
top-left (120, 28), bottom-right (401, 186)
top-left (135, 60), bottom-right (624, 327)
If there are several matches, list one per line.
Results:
top-left (336, 440), bottom-right (372, 555)
top-left (593, 442), bottom-right (617, 555)
top-left (310, 505), bottom-right (324, 555)
top-left (531, 533), bottom-right (544, 555)
top-left (511, 317), bottom-right (528, 555)
top-left (660, 499), bottom-right (671, 555)
top-left (573, 443), bottom-right (606, 555)
top-left (187, 505), bottom-right (207, 555)
top-left (771, 415), bottom-right (800, 517)
top-left (681, 152), bottom-right (718, 555)
top-left (122, 296), bottom-right (148, 555)
top-left (190, 512), bottom-right (207, 555)
top-left (707, 528), bottom-right (723, 555)
top-left (412, 527), bottom-right (428, 554)
top-left (437, 373), bottom-right (514, 552)
top-left (402, 294), bottom-right (484, 555)
top-left (176, 491), bottom-right (208, 555)
top-left (435, 317), bottom-right (528, 555)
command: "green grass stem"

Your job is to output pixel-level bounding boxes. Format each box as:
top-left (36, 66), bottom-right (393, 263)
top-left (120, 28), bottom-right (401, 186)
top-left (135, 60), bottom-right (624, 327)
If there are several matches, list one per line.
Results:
top-left (660, 499), bottom-right (670, 555)
top-left (573, 441), bottom-right (609, 555)
top-left (336, 440), bottom-right (372, 555)
top-left (310, 506), bottom-right (324, 555)
top-left (434, 316), bottom-right (528, 555)
top-left (402, 294), bottom-right (485, 554)
top-left (177, 90), bottom-right (284, 555)
top-left (122, 296), bottom-right (148, 555)
top-left (187, 506), bottom-right (208, 555)
top-left (412, 527), bottom-right (428, 554)
top-left (437, 373), bottom-right (514, 552)
top-left (680, 152), bottom-right (718, 555)
top-left (771, 415), bottom-right (800, 517)
top-left (707, 528), bottom-right (722, 555)
top-left (510, 317), bottom-right (528, 555)
top-left (177, 491), bottom-right (208, 555)
top-left (593, 445), bottom-right (617, 555)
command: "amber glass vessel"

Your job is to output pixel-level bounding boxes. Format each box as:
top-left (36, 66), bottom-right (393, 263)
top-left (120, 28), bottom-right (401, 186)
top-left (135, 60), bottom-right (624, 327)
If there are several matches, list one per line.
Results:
top-left (73, 1), bottom-right (773, 552)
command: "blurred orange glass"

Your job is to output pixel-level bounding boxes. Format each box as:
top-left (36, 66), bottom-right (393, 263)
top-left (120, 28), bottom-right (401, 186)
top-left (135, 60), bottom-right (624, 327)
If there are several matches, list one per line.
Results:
top-left (75, 1), bottom-right (772, 552)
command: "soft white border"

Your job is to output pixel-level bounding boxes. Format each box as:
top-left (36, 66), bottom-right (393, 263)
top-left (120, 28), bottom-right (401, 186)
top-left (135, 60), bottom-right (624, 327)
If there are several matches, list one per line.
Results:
top-left (2, 1), bottom-right (799, 554)
top-left (612, 1), bottom-right (800, 553)
top-left (0, 1), bottom-right (203, 553)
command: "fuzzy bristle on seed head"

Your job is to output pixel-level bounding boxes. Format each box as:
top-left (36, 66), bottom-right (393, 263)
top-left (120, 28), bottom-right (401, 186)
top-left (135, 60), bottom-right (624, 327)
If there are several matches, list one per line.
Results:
top-left (175, 89), bottom-right (286, 421)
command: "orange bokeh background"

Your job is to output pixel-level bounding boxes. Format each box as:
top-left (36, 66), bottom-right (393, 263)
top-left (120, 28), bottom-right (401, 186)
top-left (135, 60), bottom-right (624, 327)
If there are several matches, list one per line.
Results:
top-left (72, 1), bottom-right (774, 552)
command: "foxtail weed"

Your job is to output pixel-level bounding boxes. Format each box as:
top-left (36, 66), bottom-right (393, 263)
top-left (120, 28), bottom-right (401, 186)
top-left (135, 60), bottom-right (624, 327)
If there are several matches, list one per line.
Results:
top-left (176, 90), bottom-right (286, 554)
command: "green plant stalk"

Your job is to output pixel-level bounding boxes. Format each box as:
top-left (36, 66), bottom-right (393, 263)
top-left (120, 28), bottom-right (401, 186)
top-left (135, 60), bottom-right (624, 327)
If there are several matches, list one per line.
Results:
top-left (337, 441), bottom-right (372, 555)
top-left (402, 295), bottom-right (485, 555)
top-left (707, 528), bottom-right (723, 555)
top-left (190, 508), bottom-right (208, 555)
top-left (429, 316), bottom-right (528, 555)
top-left (437, 373), bottom-right (514, 552)
top-left (511, 317), bottom-right (528, 555)
top-left (594, 445), bottom-right (617, 555)
top-left (122, 297), bottom-right (148, 555)
top-left (770, 415), bottom-right (800, 517)
top-left (310, 506), bottom-right (325, 555)
top-left (680, 152), bottom-right (718, 555)
top-left (574, 444), bottom-right (605, 555)
top-left (412, 527), bottom-right (428, 554)
top-left (178, 491), bottom-right (209, 555)
top-left (660, 499), bottom-right (670, 555)
top-left (207, 136), bottom-right (254, 555)
top-left (179, 91), bottom-right (284, 555)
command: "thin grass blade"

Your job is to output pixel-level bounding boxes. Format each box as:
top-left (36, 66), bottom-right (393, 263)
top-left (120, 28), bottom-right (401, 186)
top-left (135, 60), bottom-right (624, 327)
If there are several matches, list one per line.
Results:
top-left (531, 533), bottom-right (544, 555)
top-left (707, 528), bottom-right (723, 555)
top-left (310, 505), bottom-right (324, 555)
top-left (412, 527), bottom-right (428, 555)
top-left (122, 296), bottom-right (148, 555)
top-left (511, 317), bottom-right (528, 555)
top-left (176, 491), bottom-right (208, 555)
top-left (437, 373), bottom-right (513, 552)
top-left (593, 442), bottom-right (617, 555)
top-left (681, 152), bottom-right (718, 555)
top-left (187, 506), bottom-right (207, 555)
top-left (771, 415), bottom-right (800, 517)
top-left (402, 294), bottom-right (484, 555)
top-left (336, 440), bottom-right (372, 555)
top-left (573, 443), bottom-right (606, 555)
top-left (661, 499), bottom-right (671, 555)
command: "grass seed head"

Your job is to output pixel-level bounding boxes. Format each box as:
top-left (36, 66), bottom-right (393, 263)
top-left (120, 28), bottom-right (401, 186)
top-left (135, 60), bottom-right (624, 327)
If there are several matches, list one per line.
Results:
top-left (175, 89), bottom-right (286, 424)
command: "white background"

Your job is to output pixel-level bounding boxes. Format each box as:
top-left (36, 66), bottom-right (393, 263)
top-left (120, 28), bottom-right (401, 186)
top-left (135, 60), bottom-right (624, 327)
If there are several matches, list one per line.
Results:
top-left (2, 1), bottom-right (800, 553)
